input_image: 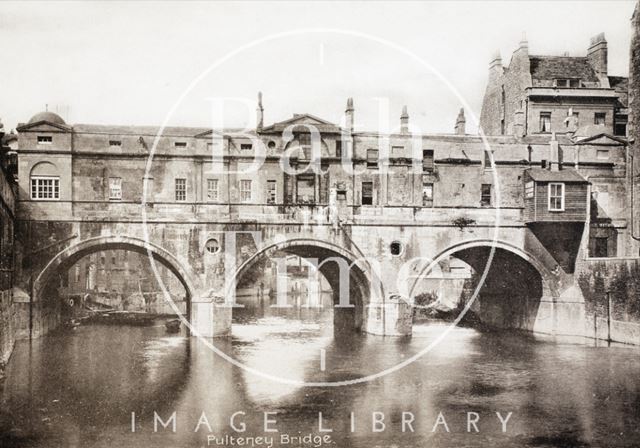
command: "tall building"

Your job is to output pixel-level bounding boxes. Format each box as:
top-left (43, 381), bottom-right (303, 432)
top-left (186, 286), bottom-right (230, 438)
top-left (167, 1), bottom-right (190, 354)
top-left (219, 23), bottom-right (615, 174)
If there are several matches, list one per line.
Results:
top-left (480, 33), bottom-right (628, 139)
top-left (630, 1), bottom-right (640, 254)
top-left (0, 118), bottom-right (18, 371)
top-left (14, 88), bottom-right (631, 263)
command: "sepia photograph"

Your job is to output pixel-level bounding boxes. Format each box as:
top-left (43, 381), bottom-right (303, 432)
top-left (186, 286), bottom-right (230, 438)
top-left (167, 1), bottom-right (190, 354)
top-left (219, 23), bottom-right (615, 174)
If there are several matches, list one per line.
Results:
top-left (0, 1), bottom-right (639, 447)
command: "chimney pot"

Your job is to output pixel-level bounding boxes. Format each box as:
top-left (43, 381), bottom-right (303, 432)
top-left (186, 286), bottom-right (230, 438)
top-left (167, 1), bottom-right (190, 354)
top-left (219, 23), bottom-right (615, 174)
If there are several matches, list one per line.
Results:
top-left (256, 91), bottom-right (264, 131)
top-left (549, 133), bottom-right (561, 171)
top-left (400, 106), bottom-right (409, 134)
top-left (489, 50), bottom-right (502, 70)
top-left (519, 32), bottom-right (528, 50)
top-left (455, 108), bottom-right (466, 135)
top-left (345, 97), bottom-right (354, 131)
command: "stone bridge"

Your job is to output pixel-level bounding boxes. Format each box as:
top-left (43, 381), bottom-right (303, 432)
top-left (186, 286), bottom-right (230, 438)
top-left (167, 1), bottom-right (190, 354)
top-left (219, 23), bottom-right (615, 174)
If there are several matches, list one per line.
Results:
top-left (14, 203), bottom-right (589, 340)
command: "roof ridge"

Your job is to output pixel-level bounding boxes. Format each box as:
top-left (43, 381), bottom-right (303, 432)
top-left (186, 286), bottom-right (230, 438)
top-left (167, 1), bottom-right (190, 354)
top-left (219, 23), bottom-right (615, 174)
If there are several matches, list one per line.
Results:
top-left (529, 54), bottom-right (588, 59)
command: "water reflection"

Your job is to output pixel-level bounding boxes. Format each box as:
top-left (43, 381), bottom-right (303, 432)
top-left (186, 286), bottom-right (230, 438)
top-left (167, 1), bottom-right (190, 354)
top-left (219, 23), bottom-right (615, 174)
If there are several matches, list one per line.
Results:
top-left (1, 298), bottom-right (640, 447)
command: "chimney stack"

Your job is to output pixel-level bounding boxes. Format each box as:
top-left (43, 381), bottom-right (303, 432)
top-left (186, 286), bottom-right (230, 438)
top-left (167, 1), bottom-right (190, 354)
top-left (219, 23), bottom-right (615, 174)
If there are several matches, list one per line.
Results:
top-left (489, 50), bottom-right (502, 72)
top-left (587, 33), bottom-right (608, 79)
top-left (256, 91), bottom-right (264, 131)
top-left (400, 105), bottom-right (409, 134)
top-left (345, 97), bottom-right (354, 132)
top-left (514, 108), bottom-right (525, 138)
top-left (518, 32), bottom-right (529, 53)
top-left (454, 108), bottom-right (466, 135)
top-left (549, 132), bottom-right (561, 171)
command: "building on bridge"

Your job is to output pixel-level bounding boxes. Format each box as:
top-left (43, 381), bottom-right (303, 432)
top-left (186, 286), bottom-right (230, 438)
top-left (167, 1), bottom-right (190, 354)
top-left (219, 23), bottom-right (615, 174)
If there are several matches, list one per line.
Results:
top-left (480, 33), bottom-right (628, 139)
top-left (9, 28), bottom-right (637, 340)
top-left (11, 96), bottom-right (633, 338)
top-left (15, 93), bottom-right (631, 257)
top-left (479, 32), bottom-right (634, 258)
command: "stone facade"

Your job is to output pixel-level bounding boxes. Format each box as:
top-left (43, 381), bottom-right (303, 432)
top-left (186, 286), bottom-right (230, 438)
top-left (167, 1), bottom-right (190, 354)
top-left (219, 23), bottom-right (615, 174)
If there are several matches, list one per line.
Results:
top-left (9, 10), bottom-right (640, 342)
top-left (0, 121), bottom-right (17, 375)
top-left (480, 34), bottom-right (628, 139)
top-left (576, 258), bottom-right (640, 345)
top-left (481, 32), bottom-right (636, 259)
top-left (10, 91), bottom-right (632, 341)
top-left (630, 1), bottom-right (640, 253)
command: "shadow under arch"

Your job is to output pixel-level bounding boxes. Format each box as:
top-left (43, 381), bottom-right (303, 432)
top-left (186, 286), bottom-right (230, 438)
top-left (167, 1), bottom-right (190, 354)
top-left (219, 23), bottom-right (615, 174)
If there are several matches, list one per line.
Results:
top-left (410, 239), bottom-right (553, 332)
top-left (34, 235), bottom-right (198, 318)
top-left (232, 238), bottom-right (378, 333)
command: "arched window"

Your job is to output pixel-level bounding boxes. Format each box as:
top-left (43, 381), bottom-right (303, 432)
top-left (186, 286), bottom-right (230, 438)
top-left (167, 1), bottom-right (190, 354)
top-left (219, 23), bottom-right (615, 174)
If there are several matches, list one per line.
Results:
top-left (30, 161), bottom-right (60, 200)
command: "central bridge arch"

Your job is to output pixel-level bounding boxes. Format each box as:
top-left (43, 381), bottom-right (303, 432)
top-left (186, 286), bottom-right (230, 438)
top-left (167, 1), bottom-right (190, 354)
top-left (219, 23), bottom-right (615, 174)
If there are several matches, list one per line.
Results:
top-left (232, 238), bottom-right (379, 332)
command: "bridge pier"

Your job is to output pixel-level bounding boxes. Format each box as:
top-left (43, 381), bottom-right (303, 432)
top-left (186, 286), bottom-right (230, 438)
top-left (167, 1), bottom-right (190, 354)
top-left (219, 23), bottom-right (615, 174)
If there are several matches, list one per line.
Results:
top-left (190, 298), bottom-right (232, 337)
top-left (333, 307), bottom-right (357, 334)
top-left (365, 296), bottom-right (413, 337)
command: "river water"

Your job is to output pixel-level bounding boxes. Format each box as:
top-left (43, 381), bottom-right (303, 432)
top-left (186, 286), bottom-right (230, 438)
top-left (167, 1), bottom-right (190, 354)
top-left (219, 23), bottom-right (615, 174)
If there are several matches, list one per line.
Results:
top-left (1, 298), bottom-right (640, 448)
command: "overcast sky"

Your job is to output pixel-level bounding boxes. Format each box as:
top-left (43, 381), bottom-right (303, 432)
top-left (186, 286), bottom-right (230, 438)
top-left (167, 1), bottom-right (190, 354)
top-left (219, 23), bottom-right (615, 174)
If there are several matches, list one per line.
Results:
top-left (0, 1), bottom-right (636, 134)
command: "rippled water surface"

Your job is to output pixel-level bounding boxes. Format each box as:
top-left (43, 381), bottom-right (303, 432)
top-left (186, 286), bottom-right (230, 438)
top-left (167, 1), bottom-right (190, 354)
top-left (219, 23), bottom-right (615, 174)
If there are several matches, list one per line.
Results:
top-left (1, 303), bottom-right (640, 447)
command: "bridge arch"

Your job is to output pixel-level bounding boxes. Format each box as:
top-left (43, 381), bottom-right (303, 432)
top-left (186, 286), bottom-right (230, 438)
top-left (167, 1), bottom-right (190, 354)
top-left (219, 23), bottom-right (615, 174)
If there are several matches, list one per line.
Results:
top-left (410, 239), bottom-right (554, 297)
top-left (410, 239), bottom-right (554, 332)
top-left (233, 238), bottom-right (378, 332)
top-left (33, 235), bottom-right (199, 311)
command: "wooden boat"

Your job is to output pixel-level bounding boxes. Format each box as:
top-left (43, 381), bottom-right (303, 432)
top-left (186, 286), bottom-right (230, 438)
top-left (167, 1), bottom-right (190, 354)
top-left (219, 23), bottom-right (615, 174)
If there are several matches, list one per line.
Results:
top-left (165, 319), bottom-right (181, 333)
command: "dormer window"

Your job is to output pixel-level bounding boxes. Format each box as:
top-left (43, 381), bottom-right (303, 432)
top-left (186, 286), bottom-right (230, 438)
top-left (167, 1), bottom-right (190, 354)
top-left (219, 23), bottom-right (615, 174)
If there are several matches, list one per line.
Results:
top-left (175, 141), bottom-right (187, 148)
top-left (555, 79), bottom-right (580, 88)
top-left (37, 136), bottom-right (52, 145)
top-left (109, 140), bottom-right (122, 147)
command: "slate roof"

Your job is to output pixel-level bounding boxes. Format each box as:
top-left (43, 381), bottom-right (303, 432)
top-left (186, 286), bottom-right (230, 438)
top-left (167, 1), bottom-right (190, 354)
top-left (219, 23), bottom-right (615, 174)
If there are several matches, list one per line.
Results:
top-left (526, 168), bottom-right (588, 183)
top-left (529, 56), bottom-right (599, 83)
top-left (609, 76), bottom-right (629, 107)
top-left (72, 124), bottom-right (212, 137)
